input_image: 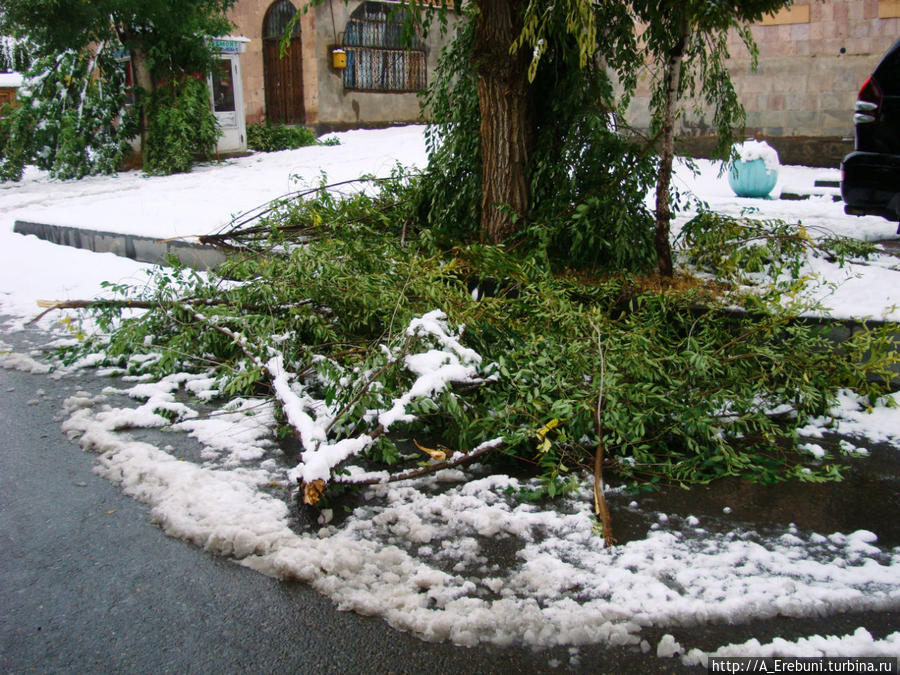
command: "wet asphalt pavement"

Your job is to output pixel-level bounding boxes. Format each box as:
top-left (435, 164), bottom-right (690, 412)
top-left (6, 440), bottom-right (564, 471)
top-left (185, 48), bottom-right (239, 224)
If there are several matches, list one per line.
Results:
top-left (1, 323), bottom-right (898, 674)
top-left (0, 325), bottom-right (691, 675)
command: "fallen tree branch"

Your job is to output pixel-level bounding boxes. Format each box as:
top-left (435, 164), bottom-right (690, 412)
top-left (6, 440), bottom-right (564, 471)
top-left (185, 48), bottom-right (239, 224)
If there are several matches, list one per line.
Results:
top-left (200, 175), bottom-right (416, 246)
top-left (333, 437), bottom-right (504, 486)
top-left (28, 299), bottom-right (161, 325)
top-left (28, 296), bottom-right (322, 327)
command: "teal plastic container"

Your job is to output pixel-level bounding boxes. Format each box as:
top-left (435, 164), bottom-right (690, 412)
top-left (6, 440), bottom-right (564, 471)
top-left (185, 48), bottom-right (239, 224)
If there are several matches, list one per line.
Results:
top-left (728, 158), bottom-right (778, 198)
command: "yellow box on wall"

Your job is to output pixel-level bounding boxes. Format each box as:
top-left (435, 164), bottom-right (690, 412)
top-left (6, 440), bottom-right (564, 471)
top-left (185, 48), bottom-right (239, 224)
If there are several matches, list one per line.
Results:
top-left (880, 0), bottom-right (900, 19)
top-left (759, 3), bottom-right (811, 25)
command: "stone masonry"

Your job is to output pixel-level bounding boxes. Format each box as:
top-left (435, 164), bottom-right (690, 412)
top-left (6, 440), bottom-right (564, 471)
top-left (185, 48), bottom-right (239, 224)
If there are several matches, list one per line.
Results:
top-left (625, 0), bottom-right (900, 166)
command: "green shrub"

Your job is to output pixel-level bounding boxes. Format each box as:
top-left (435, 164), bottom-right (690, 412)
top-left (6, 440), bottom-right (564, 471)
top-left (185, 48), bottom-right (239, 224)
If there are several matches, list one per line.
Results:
top-left (144, 76), bottom-right (219, 175)
top-left (247, 123), bottom-right (325, 152)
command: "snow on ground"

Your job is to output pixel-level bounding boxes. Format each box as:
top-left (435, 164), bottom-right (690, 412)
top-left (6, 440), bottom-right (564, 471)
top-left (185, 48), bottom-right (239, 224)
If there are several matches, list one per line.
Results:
top-left (2, 126), bottom-right (425, 241)
top-left (56, 371), bottom-right (900, 662)
top-left (3, 126), bottom-right (900, 664)
top-left (2, 126), bottom-right (898, 326)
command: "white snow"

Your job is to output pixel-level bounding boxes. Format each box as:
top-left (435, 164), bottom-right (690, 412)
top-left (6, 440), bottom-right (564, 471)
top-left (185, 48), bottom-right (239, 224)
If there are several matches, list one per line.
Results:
top-left (2, 126), bottom-right (900, 663)
top-left (682, 627), bottom-right (900, 666)
top-left (0, 72), bottom-right (23, 88)
top-left (733, 138), bottom-right (781, 171)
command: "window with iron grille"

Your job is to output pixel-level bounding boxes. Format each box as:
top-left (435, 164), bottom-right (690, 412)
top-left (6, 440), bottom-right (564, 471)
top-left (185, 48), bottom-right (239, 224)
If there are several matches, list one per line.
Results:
top-left (342, 2), bottom-right (426, 92)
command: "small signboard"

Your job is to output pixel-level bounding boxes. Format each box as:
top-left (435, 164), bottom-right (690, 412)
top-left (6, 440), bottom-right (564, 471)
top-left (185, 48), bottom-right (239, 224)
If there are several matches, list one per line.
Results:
top-left (211, 37), bottom-right (250, 55)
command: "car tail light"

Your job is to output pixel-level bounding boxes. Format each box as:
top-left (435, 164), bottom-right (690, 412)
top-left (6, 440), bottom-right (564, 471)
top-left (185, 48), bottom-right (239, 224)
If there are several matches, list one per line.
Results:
top-left (854, 76), bottom-right (882, 124)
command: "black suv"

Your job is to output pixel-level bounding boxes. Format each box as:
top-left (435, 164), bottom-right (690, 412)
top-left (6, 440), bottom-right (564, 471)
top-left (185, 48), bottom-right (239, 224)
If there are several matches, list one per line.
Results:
top-left (841, 37), bottom-right (900, 231)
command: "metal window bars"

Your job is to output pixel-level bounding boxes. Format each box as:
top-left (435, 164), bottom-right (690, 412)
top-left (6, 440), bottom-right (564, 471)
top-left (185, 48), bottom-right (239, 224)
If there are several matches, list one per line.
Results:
top-left (342, 46), bottom-right (425, 92)
top-left (343, 16), bottom-right (425, 50)
top-left (341, 2), bottom-right (426, 92)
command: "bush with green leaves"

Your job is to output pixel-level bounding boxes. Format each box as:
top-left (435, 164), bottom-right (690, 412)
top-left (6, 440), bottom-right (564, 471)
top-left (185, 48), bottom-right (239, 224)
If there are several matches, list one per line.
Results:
top-left (144, 76), bottom-right (219, 175)
top-left (0, 103), bottom-right (15, 161)
top-left (58, 179), bottom-right (899, 503)
top-left (0, 46), bottom-right (135, 181)
top-left (246, 123), bottom-right (326, 153)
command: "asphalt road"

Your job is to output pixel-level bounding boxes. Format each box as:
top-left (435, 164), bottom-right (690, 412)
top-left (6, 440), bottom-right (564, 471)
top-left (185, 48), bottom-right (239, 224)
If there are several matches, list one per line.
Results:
top-left (2, 325), bottom-right (898, 674)
top-left (0, 326), bottom-right (692, 675)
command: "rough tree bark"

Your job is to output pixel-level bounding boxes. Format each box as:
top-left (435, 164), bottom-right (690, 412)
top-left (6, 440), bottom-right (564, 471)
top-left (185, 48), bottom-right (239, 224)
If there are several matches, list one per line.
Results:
top-left (119, 35), bottom-right (154, 163)
top-left (473, 0), bottom-right (533, 244)
top-left (654, 14), bottom-right (688, 278)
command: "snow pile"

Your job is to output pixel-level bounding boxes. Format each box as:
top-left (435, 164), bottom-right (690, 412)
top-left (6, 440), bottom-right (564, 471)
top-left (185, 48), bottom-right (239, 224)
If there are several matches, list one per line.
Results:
top-left (56, 366), bottom-right (900, 655)
top-left (733, 139), bottom-right (780, 171)
top-left (0, 339), bottom-right (51, 373)
top-left (801, 390), bottom-right (900, 446)
top-left (0, 72), bottom-right (23, 88)
top-left (682, 627), bottom-right (900, 666)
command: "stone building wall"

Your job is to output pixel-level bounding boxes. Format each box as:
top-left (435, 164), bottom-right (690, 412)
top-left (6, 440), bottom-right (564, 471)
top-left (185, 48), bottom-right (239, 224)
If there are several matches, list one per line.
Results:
top-left (312, 2), bottom-right (454, 130)
top-left (625, 0), bottom-right (900, 166)
top-left (227, 0), bottom-right (318, 125)
top-left (228, 0), bottom-right (454, 131)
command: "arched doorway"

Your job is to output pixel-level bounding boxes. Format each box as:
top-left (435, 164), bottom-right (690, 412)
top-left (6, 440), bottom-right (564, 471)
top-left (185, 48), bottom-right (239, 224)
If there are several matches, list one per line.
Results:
top-left (263, 0), bottom-right (304, 124)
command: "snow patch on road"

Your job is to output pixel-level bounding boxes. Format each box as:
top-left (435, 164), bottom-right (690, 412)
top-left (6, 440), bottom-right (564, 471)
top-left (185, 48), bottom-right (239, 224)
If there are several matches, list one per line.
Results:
top-left (57, 372), bottom-right (900, 656)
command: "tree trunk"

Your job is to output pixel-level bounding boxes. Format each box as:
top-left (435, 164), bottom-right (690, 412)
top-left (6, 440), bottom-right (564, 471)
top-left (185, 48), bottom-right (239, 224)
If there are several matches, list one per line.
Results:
top-left (125, 40), bottom-right (154, 163)
top-left (473, 0), bottom-right (532, 244)
top-left (654, 16), bottom-right (688, 278)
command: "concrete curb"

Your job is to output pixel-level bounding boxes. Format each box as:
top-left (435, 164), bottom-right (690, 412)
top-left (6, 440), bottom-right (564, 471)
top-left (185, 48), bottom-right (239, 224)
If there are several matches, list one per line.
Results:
top-left (13, 220), bottom-right (227, 271)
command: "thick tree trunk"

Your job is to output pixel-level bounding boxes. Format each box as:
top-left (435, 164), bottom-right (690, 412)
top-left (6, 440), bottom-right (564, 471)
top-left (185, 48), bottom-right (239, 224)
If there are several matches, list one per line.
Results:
top-left (125, 40), bottom-right (154, 162)
top-left (654, 17), bottom-right (688, 278)
top-left (473, 0), bottom-right (532, 244)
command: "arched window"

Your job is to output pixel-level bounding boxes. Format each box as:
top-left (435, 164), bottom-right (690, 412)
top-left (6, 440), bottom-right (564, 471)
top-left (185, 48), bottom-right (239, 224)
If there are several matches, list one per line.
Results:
top-left (342, 2), bottom-right (426, 92)
top-left (263, 0), bottom-right (304, 123)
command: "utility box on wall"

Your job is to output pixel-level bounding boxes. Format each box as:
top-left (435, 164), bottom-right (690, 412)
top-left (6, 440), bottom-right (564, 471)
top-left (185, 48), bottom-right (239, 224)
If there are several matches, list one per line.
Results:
top-left (209, 36), bottom-right (250, 155)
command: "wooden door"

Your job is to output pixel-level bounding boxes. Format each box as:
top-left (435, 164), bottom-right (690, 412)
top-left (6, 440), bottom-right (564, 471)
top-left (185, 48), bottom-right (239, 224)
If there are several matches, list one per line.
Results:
top-left (263, 36), bottom-right (304, 124)
top-left (262, 0), bottom-right (304, 124)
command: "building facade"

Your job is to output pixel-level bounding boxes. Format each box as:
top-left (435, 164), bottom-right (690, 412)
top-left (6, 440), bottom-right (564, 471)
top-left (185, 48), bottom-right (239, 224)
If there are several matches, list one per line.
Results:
top-left (227, 0), bottom-right (453, 132)
top-left (626, 0), bottom-right (900, 166)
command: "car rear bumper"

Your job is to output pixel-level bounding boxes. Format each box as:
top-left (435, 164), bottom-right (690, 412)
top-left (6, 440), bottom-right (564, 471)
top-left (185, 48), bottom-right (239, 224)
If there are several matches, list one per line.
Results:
top-left (841, 150), bottom-right (900, 220)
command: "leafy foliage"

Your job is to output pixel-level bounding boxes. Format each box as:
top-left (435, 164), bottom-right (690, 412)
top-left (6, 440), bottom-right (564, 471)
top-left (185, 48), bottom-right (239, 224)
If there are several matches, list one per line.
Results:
top-left (0, 35), bottom-right (29, 72)
top-left (246, 123), bottom-right (338, 153)
top-left (59, 180), bottom-right (900, 500)
top-left (0, 46), bottom-right (135, 181)
top-left (418, 5), bottom-right (657, 273)
top-left (0, 0), bottom-right (235, 179)
top-left (144, 76), bottom-right (219, 175)
top-left (0, 0), bottom-right (235, 76)
top-left (678, 212), bottom-right (881, 284)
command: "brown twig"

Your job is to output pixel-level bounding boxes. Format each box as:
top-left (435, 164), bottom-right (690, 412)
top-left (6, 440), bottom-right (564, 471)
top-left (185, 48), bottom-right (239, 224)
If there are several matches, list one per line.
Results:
top-left (333, 438), bottom-right (503, 486)
top-left (589, 320), bottom-right (615, 547)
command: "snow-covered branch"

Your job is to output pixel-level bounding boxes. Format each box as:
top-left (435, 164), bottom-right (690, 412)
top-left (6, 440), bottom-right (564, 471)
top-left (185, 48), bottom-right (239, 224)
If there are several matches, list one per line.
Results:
top-left (187, 307), bottom-right (494, 504)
